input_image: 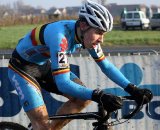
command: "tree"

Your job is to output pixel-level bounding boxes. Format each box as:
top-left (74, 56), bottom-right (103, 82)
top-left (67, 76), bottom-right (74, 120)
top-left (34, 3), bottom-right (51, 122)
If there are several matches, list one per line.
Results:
top-left (0, 5), bottom-right (14, 18)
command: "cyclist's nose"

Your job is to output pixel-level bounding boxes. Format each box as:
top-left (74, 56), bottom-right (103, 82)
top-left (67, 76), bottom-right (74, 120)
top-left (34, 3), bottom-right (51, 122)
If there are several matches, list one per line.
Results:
top-left (98, 35), bottom-right (103, 43)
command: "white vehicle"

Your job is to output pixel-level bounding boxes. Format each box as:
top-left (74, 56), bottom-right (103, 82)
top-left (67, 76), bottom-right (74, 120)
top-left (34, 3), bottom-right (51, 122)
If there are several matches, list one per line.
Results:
top-left (121, 11), bottom-right (150, 30)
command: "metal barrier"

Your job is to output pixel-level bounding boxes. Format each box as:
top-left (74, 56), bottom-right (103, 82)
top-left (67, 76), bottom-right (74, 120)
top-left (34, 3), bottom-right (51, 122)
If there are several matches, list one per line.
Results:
top-left (0, 51), bottom-right (160, 130)
top-left (1, 48), bottom-right (159, 59)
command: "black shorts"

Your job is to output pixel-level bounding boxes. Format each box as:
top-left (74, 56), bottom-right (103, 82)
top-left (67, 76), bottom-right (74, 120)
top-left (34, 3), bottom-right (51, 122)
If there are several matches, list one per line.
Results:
top-left (9, 49), bottom-right (63, 95)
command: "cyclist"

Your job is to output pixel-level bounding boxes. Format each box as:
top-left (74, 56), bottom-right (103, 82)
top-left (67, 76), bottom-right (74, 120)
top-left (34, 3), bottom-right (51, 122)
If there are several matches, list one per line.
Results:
top-left (8, 0), bottom-right (152, 130)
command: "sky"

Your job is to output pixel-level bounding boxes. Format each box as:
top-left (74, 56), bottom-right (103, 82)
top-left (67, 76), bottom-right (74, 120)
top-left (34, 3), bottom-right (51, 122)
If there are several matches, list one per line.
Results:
top-left (0, 0), bottom-right (160, 9)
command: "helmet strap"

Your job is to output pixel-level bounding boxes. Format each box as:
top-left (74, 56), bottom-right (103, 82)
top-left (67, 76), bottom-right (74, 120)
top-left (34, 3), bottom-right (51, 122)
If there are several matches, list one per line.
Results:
top-left (76, 19), bottom-right (92, 49)
top-left (80, 26), bottom-right (92, 49)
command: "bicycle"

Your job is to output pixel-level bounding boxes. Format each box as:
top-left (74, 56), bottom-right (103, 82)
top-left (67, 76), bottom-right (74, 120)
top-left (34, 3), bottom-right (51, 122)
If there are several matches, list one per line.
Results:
top-left (28, 95), bottom-right (148, 130)
top-left (0, 95), bottom-right (148, 130)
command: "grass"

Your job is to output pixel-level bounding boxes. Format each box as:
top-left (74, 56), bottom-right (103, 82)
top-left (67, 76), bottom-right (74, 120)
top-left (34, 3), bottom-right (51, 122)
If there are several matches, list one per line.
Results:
top-left (0, 25), bottom-right (36, 49)
top-left (0, 25), bottom-right (160, 49)
top-left (103, 30), bottom-right (160, 47)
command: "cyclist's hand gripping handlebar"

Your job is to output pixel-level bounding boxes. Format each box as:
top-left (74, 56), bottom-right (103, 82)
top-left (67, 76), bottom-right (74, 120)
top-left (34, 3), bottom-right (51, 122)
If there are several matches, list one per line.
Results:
top-left (124, 84), bottom-right (153, 105)
top-left (92, 89), bottom-right (123, 112)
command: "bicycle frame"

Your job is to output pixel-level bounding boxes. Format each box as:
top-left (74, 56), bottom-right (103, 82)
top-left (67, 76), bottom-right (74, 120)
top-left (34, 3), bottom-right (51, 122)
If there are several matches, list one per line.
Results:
top-left (49, 96), bottom-right (145, 130)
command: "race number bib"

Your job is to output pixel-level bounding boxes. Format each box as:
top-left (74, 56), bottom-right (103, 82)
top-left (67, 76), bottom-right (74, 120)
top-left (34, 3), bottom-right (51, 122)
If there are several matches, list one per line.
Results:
top-left (58, 52), bottom-right (69, 68)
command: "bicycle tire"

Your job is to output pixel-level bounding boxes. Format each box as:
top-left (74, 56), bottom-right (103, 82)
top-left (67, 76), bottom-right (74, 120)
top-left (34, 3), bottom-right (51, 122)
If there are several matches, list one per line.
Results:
top-left (93, 125), bottom-right (113, 130)
top-left (0, 122), bottom-right (27, 130)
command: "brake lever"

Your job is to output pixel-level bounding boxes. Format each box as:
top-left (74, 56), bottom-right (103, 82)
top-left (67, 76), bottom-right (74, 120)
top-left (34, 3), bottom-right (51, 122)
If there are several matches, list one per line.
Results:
top-left (101, 96), bottom-right (144, 126)
top-left (122, 95), bottom-right (144, 119)
top-left (146, 103), bottom-right (151, 116)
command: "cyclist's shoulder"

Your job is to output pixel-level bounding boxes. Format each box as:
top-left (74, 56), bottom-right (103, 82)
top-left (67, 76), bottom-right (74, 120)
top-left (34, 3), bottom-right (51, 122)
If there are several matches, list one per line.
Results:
top-left (46, 20), bottom-right (77, 30)
top-left (43, 20), bottom-right (76, 39)
top-left (44, 20), bottom-right (77, 45)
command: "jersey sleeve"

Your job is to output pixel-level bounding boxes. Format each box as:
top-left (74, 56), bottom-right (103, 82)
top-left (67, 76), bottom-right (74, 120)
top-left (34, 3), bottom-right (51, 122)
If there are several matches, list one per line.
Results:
top-left (48, 33), bottom-right (93, 100)
top-left (88, 44), bottom-right (130, 88)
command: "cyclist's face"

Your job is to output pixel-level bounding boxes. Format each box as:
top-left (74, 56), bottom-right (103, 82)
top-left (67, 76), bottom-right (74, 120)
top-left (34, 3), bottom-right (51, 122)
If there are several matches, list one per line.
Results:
top-left (83, 28), bottom-right (105, 49)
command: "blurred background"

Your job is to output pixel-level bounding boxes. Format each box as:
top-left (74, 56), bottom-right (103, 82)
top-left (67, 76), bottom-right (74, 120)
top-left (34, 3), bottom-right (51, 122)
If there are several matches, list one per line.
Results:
top-left (0, 0), bottom-right (159, 25)
top-left (0, 0), bottom-right (160, 52)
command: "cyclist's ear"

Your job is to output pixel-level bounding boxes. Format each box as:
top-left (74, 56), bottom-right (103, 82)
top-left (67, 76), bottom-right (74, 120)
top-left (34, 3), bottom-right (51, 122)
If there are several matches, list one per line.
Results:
top-left (79, 21), bottom-right (89, 30)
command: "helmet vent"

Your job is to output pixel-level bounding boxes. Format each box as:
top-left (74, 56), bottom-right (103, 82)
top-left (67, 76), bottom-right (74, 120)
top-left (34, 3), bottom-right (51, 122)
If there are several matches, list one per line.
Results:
top-left (86, 8), bottom-right (92, 15)
top-left (100, 21), bottom-right (105, 29)
top-left (94, 11), bottom-right (101, 19)
top-left (89, 18), bottom-right (99, 27)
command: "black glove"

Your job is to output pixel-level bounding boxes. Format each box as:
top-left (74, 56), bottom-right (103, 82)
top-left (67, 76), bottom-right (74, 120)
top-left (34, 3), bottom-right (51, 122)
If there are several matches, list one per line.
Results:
top-left (92, 89), bottom-right (123, 112)
top-left (124, 84), bottom-right (153, 105)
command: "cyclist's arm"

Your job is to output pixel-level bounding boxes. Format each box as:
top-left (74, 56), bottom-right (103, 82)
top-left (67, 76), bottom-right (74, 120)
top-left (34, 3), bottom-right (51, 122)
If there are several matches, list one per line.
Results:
top-left (48, 34), bottom-right (93, 100)
top-left (88, 44), bottom-right (130, 88)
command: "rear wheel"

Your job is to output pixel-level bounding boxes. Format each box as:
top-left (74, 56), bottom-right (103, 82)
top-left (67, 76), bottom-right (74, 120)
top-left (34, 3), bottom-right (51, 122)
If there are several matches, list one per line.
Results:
top-left (141, 24), bottom-right (145, 30)
top-left (0, 122), bottom-right (27, 130)
top-left (151, 27), bottom-right (156, 30)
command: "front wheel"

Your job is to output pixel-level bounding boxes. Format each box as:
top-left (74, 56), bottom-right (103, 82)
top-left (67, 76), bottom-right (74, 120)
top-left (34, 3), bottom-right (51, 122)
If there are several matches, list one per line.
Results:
top-left (0, 122), bottom-right (27, 130)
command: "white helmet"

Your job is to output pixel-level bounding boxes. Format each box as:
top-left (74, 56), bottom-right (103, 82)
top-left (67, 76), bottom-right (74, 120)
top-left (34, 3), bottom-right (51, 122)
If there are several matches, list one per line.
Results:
top-left (79, 0), bottom-right (113, 32)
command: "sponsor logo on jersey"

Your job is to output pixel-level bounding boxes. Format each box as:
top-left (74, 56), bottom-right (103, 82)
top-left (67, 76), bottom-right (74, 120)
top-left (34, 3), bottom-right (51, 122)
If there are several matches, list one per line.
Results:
top-left (60, 37), bottom-right (68, 52)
